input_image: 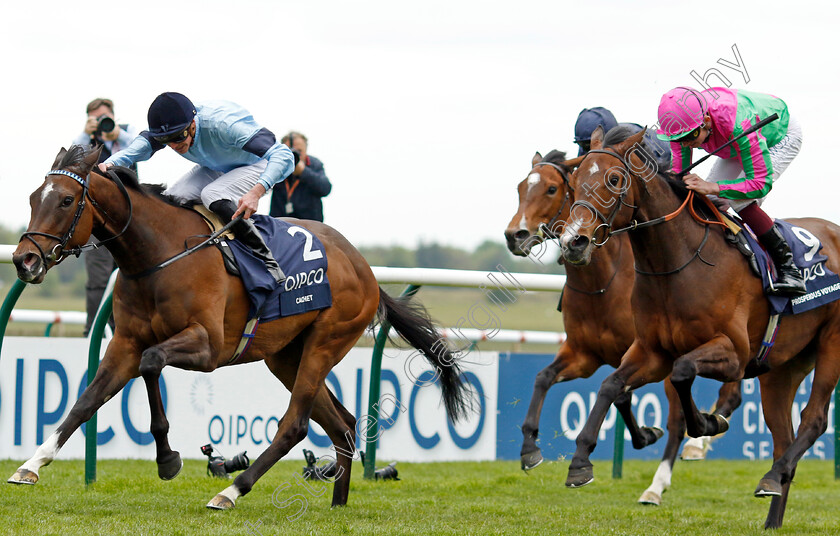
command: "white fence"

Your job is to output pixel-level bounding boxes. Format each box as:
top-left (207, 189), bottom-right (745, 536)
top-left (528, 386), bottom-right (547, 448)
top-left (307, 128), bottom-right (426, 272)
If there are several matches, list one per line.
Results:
top-left (2, 245), bottom-right (567, 345)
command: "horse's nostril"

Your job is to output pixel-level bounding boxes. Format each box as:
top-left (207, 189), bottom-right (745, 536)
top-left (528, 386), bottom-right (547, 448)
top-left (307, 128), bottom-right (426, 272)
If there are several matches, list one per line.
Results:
top-left (22, 252), bottom-right (39, 271)
top-left (571, 235), bottom-right (590, 250)
top-left (514, 230), bottom-right (530, 241)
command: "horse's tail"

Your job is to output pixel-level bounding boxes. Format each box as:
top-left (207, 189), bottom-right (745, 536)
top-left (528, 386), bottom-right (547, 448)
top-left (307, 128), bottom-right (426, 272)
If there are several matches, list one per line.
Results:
top-left (376, 287), bottom-right (472, 422)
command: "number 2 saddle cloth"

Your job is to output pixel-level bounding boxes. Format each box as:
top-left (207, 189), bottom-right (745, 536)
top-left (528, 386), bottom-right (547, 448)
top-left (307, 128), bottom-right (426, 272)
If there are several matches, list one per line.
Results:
top-left (223, 214), bottom-right (332, 322)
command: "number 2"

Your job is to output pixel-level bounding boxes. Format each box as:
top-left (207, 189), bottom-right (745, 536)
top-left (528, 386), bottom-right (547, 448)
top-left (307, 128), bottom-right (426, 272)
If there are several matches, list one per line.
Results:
top-left (288, 226), bottom-right (324, 262)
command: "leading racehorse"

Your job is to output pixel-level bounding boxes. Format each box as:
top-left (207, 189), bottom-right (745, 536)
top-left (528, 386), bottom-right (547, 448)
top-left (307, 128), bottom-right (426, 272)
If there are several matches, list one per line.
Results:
top-left (558, 127), bottom-right (840, 529)
top-left (504, 148), bottom-right (741, 505)
top-left (8, 145), bottom-right (471, 509)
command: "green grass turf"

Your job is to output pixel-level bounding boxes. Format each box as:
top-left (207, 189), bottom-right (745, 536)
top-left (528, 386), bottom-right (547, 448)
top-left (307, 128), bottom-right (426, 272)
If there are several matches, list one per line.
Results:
top-left (1, 458), bottom-right (838, 535)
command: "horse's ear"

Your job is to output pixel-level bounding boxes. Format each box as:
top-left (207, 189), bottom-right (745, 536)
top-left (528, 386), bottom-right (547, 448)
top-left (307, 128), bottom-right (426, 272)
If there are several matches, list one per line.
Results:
top-left (51, 147), bottom-right (68, 169)
top-left (561, 155), bottom-right (586, 170)
top-left (590, 126), bottom-right (605, 150)
top-left (532, 151), bottom-right (543, 167)
top-left (80, 146), bottom-right (103, 174)
top-left (616, 128), bottom-right (647, 157)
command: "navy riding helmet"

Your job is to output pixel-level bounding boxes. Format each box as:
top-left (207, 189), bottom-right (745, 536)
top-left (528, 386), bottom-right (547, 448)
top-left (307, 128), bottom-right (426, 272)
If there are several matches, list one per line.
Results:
top-left (147, 92), bottom-right (197, 138)
top-left (574, 107), bottom-right (618, 155)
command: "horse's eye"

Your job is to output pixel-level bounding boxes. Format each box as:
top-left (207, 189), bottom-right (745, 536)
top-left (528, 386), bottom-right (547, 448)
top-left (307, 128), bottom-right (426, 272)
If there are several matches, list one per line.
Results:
top-left (61, 196), bottom-right (74, 207)
top-left (547, 186), bottom-right (558, 195)
top-left (608, 175), bottom-right (620, 187)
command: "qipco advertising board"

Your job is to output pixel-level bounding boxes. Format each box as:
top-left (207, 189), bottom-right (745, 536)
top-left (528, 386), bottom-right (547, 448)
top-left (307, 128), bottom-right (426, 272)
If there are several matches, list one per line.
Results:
top-left (0, 340), bottom-right (833, 462)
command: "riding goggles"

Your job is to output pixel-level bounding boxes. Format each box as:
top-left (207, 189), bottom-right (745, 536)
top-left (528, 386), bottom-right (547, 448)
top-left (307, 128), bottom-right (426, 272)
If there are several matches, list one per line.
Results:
top-left (153, 128), bottom-right (191, 145)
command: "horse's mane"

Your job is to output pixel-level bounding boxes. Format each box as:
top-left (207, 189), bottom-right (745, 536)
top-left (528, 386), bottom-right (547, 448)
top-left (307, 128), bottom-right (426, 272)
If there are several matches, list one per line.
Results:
top-left (541, 149), bottom-right (567, 165)
top-left (600, 129), bottom-right (692, 202)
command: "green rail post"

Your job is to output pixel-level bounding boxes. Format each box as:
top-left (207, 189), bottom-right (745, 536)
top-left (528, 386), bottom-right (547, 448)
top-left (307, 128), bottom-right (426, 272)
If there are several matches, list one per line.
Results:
top-left (612, 411), bottom-right (625, 479)
top-left (85, 292), bottom-right (113, 486)
top-left (835, 384), bottom-right (840, 479)
top-left (0, 279), bottom-right (28, 358)
top-left (364, 284), bottom-right (421, 480)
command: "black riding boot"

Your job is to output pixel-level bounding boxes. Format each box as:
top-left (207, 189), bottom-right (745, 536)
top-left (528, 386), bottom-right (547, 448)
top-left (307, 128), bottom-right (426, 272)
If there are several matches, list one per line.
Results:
top-left (209, 200), bottom-right (285, 284)
top-left (757, 225), bottom-right (807, 297)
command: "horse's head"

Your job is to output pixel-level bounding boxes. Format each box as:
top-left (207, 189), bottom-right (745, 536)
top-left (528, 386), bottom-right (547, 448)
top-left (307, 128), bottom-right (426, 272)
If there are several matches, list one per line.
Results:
top-left (504, 150), bottom-right (584, 257)
top-left (560, 126), bottom-right (657, 265)
top-left (14, 145), bottom-right (102, 283)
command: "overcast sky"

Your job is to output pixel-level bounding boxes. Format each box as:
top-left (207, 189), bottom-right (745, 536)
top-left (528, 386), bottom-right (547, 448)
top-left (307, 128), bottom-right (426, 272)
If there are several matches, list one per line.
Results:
top-left (1, 1), bottom-right (837, 250)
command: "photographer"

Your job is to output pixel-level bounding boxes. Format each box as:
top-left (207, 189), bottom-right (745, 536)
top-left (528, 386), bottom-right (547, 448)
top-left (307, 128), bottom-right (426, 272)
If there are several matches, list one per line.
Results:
top-left (72, 98), bottom-right (138, 163)
top-left (72, 98), bottom-right (138, 336)
top-left (269, 131), bottom-right (332, 222)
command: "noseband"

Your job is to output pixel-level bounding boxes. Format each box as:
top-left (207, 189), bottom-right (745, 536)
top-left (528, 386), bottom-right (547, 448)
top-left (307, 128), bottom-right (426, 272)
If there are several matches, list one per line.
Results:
top-left (20, 168), bottom-right (133, 266)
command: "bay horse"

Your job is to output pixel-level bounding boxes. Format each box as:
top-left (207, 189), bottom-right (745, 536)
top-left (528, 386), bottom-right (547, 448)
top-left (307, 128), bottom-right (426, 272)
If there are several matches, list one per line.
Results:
top-left (558, 127), bottom-right (840, 529)
top-left (504, 148), bottom-right (741, 505)
top-left (8, 145), bottom-right (471, 510)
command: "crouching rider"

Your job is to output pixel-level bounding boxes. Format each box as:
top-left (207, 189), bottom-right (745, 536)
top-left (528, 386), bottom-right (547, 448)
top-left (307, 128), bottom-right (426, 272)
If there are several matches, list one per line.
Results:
top-left (656, 86), bottom-right (807, 297)
top-left (100, 91), bottom-right (294, 284)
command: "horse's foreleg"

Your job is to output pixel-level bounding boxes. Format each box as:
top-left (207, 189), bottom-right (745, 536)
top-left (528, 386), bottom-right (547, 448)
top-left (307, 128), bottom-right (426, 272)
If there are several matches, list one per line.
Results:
top-left (614, 390), bottom-right (664, 450)
top-left (671, 337), bottom-right (738, 438)
top-left (565, 369), bottom-right (628, 488)
top-left (681, 380), bottom-right (742, 460)
top-left (139, 323), bottom-right (214, 480)
top-left (8, 341), bottom-right (137, 485)
top-left (521, 344), bottom-right (599, 470)
top-left (638, 378), bottom-right (685, 505)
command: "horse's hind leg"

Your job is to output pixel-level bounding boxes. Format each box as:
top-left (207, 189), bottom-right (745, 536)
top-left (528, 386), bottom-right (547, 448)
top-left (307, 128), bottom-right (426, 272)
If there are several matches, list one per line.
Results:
top-left (138, 323), bottom-right (215, 480)
top-left (259, 351), bottom-right (357, 507)
top-left (757, 344), bottom-right (837, 529)
top-left (207, 327), bottom-right (361, 510)
top-left (8, 337), bottom-right (138, 485)
top-left (752, 362), bottom-right (805, 529)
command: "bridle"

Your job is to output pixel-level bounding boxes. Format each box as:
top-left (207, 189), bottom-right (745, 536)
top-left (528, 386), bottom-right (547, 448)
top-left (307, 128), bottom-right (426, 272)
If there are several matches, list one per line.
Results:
top-left (20, 168), bottom-right (133, 267)
top-left (568, 147), bottom-right (727, 275)
top-left (568, 149), bottom-right (641, 246)
top-left (531, 161), bottom-right (574, 240)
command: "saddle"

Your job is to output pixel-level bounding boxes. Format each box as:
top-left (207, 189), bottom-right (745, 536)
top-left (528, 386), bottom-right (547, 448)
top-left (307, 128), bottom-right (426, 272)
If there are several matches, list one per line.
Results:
top-left (192, 205), bottom-right (240, 277)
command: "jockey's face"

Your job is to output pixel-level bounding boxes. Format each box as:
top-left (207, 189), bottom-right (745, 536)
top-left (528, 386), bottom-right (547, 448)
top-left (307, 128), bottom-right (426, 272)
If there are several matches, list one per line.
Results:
top-left (680, 115), bottom-right (712, 149)
top-left (167, 121), bottom-right (196, 155)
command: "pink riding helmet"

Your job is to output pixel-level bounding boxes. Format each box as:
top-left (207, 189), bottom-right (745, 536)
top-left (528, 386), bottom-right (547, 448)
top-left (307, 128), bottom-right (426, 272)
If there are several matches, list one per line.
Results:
top-left (656, 87), bottom-right (708, 141)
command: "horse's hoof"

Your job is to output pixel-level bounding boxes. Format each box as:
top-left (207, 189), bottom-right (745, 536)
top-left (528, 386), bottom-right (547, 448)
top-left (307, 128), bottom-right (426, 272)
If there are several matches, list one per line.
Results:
top-left (633, 426), bottom-right (665, 449)
top-left (638, 490), bottom-right (662, 506)
top-left (157, 451), bottom-right (183, 481)
top-left (565, 466), bottom-right (594, 488)
top-left (521, 450), bottom-right (544, 471)
top-left (206, 494), bottom-right (236, 510)
top-left (754, 477), bottom-right (782, 497)
top-left (7, 469), bottom-right (38, 485)
top-left (680, 444), bottom-right (706, 461)
top-left (714, 414), bottom-right (730, 435)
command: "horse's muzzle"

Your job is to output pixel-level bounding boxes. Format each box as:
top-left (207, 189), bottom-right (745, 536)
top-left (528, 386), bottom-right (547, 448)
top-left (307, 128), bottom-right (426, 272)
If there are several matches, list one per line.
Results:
top-left (504, 228), bottom-right (533, 257)
top-left (13, 251), bottom-right (46, 283)
top-left (562, 234), bottom-right (593, 266)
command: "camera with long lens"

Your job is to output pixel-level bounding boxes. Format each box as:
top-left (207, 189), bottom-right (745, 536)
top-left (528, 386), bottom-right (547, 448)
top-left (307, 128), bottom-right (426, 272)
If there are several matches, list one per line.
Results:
top-left (94, 115), bottom-right (117, 136)
top-left (200, 444), bottom-right (250, 479)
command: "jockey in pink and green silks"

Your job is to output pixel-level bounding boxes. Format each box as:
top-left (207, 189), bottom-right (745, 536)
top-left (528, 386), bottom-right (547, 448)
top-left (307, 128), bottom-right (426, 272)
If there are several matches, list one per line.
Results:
top-left (656, 86), bottom-right (807, 297)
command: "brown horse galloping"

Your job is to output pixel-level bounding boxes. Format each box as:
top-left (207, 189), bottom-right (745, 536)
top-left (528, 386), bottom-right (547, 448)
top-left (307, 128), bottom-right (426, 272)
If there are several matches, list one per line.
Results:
top-left (8, 145), bottom-right (471, 509)
top-left (559, 127), bottom-right (840, 529)
top-left (504, 148), bottom-right (741, 505)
